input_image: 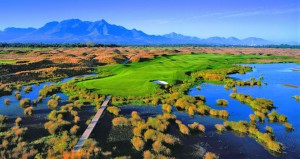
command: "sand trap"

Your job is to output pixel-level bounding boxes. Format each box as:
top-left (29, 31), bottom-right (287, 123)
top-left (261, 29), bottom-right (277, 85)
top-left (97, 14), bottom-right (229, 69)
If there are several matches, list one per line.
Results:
top-left (153, 80), bottom-right (168, 85)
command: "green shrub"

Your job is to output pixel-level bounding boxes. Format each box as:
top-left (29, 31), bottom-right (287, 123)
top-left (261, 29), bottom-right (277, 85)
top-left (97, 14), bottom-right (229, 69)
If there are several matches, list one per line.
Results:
top-left (4, 98), bottom-right (10, 105)
top-left (265, 126), bottom-right (274, 134)
top-left (70, 125), bottom-right (80, 135)
top-left (20, 98), bottom-right (31, 108)
top-left (48, 99), bottom-right (58, 109)
top-left (249, 114), bottom-right (257, 121)
top-left (107, 106), bottom-right (120, 116)
top-left (24, 86), bottom-right (32, 93)
top-left (216, 99), bottom-right (228, 106)
top-left (293, 95), bottom-right (299, 101)
top-left (131, 137), bottom-right (145, 151)
top-left (37, 96), bottom-right (43, 102)
top-left (215, 124), bottom-right (225, 132)
top-left (24, 107), bottom-right (33, 116)
top-left (74, 116), bottom-right (80, 124)
top-left (188, 122), bottom-right (205, 132)
top-left (223, 121), bottom-right (248, 133)
top-left (15, 93), bottom-right (22, 100)
top-left (39, 85), bottom-right (61, 97)
top-left (112, 117), bottom-right (130, 126)
top-left (175, 120), bottom-right (189, 135)
top-left (266, 141), bottom-right (282, 152)
top-left (267, 110), bottom-right (288, 123)
top-left (15, 117), bottom-right (22, 126)
top-left (162, 104), bottom-right (172, 113)
top-left (204, 152), bottom-right (219, 159)
top-left (144, 129), bottom-right (157, 141)
top-left (284, 123), bottom-right (293, 130)
top-left (32, 100), bottom-right (37, 107)
top-left (152, 140), bottom-right (171, 155)
top-left (74, 100), bottom-right (84, 109)
top-left (0, 115), bottom-right (8, 130)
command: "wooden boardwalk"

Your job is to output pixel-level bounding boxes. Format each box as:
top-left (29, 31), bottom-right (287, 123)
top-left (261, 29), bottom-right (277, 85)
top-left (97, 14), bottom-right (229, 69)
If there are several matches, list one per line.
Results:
top-left (73, 56), bottom-right (134, 151)
top-left (73, 95), bottom-right (111, 151)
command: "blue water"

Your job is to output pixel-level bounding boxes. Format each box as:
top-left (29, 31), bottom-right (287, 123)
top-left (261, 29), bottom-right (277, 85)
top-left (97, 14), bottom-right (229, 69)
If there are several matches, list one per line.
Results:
top-left (0, 74), bottom-right (95, 119)
top-left (188, 63), bottom-right (300, 159)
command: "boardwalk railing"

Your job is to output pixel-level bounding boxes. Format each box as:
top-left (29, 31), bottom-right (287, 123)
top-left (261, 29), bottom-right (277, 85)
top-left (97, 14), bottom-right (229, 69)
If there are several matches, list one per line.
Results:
top-left (73, 95), bottom-right (111, 151)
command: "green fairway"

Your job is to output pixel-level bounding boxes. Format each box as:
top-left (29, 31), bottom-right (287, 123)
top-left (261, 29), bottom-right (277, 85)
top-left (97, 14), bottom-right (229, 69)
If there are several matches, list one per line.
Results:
top-left (0, 59), bottom-right (16, 64)
top-left (76, 53), bottom-right (285, 96)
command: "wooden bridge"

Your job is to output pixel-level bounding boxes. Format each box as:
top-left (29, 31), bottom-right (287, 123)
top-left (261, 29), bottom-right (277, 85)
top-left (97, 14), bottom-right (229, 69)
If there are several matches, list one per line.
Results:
top-left (73, 95), bottom-right (111, 151)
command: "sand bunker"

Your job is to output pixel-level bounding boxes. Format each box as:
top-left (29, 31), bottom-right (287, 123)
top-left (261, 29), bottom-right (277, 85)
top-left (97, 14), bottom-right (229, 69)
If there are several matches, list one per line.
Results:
top-left (153, 80), bottom-right (168, 85)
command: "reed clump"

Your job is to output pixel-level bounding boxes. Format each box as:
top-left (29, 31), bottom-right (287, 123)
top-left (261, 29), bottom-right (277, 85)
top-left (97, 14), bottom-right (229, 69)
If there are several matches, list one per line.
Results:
top-left (293, 95), bottom-right (299, 101)
top-left (112, 117), bottom-right (130, 126)
top-left (215, 124), bottom-right (225, 132)
top-left (216, 99), bottom-right (228, 106)
top-left (20, 98), bottom-right (31, 108)
top-left (284, 123), bottom-right (293, 130)
top-left (24, 107), bottom-right (33, 116)
top-left (223, 120), bottom-right (284, 153)
top-left (188, 122), bottom-right (205, 132)
top-left (4, 98), bottom-right (10, 105)
top-left (131, 137), bottom-right (145, 151)
top-left (175, 120), bottom-right (190, 135)
top-left (15, 117), bottom-right (22, 126)
top-left (70, 125), bottom-right (80, 135)
top-left (204, 152), bottom-right (219, 159)
top-left (48, 99), bottom-right (59, 109)
top-left (162, 104), bottom-right (172, 113)
top-left (24, 86), bottom-right (32, 93)
top-left (107, 106), bottom-right (120, 116)
top-left (267, 110), bottom-right (287, 123)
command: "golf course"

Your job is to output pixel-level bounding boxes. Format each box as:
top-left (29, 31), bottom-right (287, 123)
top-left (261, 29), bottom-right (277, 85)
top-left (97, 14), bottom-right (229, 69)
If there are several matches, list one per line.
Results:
top-left (76, 53), bottom-right (290, 96)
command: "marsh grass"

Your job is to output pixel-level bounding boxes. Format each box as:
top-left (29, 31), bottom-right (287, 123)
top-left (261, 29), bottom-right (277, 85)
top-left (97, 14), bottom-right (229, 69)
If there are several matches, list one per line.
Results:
top-left (175, 120), bottom-right (190, 135)
top-left (215, 124), bottom-right (225, 132)
top-left (216, 99), bottom-right (228, 106)
top-left (112, 117), bottom-right (130, 126)
top-left (162, 104), bottom-right (172, 113)
top-left (131, 137), bottom-right (145, 151)
top-left (15, 117), bottom-right (22, 126)
top-left (188, 122), bottom-right (205, 133)
top-left (284, 123), bottom-right (293, 130)
top-left (24, 86), bottom-right (33, 93)
top-left (204, 152), bottom-right (219, 159)
top-left (48, 99), bottom-right (58, 109)
top-left (4, 98), bottom-right (10, 105)
top-left (20, 98), bottom-right (31, 108)
top-left (224, 120), bottom-right (284, 153)
top-left (107, 106), bottom-right (120, 116)
top-left (24, 107), bottom-right (33, 116)
top-left (293, 95), bottom-right (299, 101)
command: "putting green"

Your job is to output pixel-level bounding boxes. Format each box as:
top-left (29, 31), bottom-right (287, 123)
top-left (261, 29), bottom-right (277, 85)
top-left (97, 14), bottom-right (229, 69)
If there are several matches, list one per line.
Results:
top-left (76, 53), bottom-right (276, 96)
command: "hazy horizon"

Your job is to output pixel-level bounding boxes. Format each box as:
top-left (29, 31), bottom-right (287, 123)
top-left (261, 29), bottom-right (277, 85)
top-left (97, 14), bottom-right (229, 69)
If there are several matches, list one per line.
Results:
top-left (0, 0), bottom-right (299, 43)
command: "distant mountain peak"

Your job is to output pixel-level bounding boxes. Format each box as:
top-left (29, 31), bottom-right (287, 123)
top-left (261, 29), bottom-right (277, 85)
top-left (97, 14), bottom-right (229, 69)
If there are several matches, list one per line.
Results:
top-left (0, 19), bottom-right (277, 45)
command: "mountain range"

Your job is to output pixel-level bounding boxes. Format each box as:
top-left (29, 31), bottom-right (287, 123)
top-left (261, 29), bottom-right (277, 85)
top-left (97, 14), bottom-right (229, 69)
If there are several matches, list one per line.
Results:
top-left (0, 19), bottom-right (278, 45)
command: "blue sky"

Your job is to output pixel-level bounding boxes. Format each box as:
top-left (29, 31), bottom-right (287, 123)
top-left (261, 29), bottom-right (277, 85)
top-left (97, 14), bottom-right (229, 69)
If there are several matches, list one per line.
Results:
top-left (0, 0), bottom-right (299, 43)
